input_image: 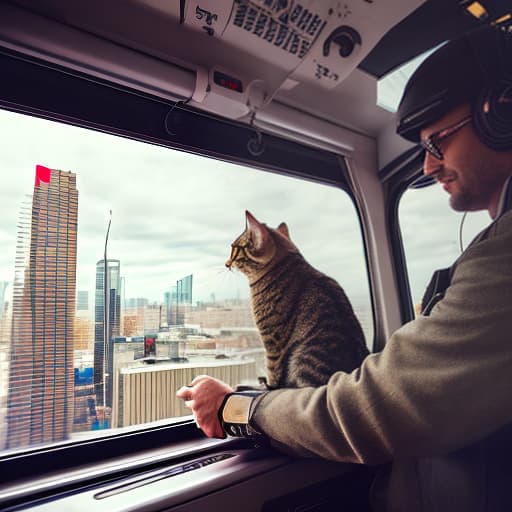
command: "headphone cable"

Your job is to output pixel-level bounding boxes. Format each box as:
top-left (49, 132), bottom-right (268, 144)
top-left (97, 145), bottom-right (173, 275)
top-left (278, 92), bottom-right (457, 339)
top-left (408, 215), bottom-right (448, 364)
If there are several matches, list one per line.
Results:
top-left (459, 211), bottom-right (468, 253)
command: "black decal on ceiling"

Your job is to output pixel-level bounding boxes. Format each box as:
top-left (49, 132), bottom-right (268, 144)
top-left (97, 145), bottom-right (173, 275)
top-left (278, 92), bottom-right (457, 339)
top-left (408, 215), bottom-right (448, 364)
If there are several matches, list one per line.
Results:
top-left (323, 26), bottom-right (361, 58)
top-left (313, 60), bottom-right (339, 82)
top-left (231, 0), bottom-right (327, 59)
top-left (196, 5), bottom-right (219, 36)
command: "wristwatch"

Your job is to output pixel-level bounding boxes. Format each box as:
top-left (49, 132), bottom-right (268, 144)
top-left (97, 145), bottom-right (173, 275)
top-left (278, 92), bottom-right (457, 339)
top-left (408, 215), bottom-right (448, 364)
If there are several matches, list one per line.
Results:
top-left (219, 391), bottom-right (266, 438)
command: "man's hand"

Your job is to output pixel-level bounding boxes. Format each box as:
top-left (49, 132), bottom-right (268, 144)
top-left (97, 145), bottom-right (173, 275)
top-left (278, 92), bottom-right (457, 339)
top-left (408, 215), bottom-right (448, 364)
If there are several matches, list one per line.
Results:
top-left (176, 375), bottom-right (234, 438)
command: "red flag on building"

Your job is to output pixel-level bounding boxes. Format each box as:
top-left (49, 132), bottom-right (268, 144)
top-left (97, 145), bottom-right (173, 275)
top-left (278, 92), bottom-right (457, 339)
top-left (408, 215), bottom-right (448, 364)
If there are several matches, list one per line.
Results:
top-left (35, 165), bottom-right (52, 187)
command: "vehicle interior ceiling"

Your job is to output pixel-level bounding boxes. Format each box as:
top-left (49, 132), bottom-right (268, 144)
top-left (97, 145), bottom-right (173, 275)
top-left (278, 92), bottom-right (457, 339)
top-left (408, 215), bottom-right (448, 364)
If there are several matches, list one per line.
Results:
top-left (3, 0), bottom-right (508, 161)
top-left (0, 0), bottom-right (511, 510)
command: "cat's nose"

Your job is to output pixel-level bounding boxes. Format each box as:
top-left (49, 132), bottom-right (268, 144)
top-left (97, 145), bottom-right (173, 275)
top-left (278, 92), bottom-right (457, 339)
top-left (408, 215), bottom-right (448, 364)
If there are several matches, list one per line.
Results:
top-left (225, 259), bottom-right (232, 268)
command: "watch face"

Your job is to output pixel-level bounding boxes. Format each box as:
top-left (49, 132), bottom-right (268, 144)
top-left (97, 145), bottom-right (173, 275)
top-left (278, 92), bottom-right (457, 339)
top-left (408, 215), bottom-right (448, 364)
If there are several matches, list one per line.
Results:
top-left (222, 395), bottom-right (253, 424)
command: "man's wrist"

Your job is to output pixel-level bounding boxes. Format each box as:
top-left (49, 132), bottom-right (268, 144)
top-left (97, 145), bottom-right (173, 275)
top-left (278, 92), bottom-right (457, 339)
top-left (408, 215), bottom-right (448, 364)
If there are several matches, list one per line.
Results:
top-left (219, 391), bottom-right (266, 438)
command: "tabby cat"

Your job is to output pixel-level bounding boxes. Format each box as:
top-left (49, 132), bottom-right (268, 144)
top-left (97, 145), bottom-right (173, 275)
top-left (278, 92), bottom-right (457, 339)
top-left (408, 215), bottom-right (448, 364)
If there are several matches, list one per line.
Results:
top-left (226, 210), bottom-right (369, 389)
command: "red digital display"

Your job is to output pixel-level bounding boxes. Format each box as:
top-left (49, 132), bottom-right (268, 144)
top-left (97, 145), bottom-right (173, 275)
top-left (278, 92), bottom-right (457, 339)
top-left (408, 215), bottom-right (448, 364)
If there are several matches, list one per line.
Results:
top-left (213, 71), bottom-right (243, 93)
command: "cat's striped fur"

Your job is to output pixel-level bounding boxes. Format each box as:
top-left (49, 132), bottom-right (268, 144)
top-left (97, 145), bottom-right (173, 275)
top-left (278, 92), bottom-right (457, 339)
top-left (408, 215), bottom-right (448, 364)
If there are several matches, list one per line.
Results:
top-left (226, 211), bottom-right (368, 388)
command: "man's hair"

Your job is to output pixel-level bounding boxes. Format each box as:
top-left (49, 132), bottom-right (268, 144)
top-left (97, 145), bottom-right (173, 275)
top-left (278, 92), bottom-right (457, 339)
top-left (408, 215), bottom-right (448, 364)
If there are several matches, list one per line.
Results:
top-left (397, 25), bottom-right (512, 146)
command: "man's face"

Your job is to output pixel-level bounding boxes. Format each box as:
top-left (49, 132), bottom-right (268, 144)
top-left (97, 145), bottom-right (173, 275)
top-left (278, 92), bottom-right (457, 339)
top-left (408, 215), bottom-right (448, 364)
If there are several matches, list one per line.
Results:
top-left (420, 103), bottom-right (512, 218)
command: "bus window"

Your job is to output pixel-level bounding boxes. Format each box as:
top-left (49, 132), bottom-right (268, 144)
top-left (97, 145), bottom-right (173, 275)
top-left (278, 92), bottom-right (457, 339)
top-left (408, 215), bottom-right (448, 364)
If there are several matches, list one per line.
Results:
top-left (399, 183), bottom-right (491, 315)
top-left (0, 107), bottom-right (372, 452)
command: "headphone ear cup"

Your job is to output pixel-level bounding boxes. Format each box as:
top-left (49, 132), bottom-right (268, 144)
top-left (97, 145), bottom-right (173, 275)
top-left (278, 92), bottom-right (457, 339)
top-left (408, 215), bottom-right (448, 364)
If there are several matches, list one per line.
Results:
top-left (473, 79), bottom-right (512, 150)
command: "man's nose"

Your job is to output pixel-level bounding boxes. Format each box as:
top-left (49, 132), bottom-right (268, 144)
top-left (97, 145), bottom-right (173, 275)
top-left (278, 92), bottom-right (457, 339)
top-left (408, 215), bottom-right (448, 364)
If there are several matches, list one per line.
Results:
top-left (422, 151), bottom-right (442, 177)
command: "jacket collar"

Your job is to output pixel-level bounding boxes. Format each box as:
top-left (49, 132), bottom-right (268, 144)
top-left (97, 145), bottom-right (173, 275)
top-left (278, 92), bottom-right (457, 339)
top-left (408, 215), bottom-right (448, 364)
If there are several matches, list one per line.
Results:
top-left (496, 176), bottom-right (512, 218)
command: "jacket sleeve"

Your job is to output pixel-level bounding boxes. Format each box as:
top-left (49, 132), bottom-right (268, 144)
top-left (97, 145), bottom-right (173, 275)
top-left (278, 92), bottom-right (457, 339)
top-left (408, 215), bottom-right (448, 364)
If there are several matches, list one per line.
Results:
top-left (251, 212), bottom-right (512, 465)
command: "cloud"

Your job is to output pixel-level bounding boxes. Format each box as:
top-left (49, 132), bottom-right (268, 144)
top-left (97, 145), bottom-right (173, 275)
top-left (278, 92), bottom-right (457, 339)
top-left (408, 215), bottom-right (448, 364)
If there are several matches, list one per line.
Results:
top-left (0, 109), bottom-right (493, 314)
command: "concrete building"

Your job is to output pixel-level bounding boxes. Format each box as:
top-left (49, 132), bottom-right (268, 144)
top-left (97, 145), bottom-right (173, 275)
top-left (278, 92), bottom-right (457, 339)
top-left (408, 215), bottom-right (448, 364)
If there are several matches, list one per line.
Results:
top-left (122, 300), bottom-right (163, 337)
top-left (74, 316), bottom-right (94, 351)
top-left (185, 300), bottom-right (255, 330)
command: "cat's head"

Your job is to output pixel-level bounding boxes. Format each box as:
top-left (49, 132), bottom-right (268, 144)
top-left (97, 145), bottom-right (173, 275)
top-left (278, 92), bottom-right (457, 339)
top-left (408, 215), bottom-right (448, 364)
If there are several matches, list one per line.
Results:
top-left (226, 211), bottom-right (299, 282)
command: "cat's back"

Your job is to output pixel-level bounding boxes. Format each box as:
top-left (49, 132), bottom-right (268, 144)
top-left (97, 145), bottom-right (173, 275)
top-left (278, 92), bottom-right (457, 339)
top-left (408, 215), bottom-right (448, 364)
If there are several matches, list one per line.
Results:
top-left (252, 254), bottom-right (369, 388)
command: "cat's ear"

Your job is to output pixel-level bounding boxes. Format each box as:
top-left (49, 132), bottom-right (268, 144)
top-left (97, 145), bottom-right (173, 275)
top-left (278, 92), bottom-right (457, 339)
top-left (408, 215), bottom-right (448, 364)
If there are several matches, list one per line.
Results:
top-left (277, 222), bottom-right (291, 240)
top-left (246, 210), bottom-right (269, 253)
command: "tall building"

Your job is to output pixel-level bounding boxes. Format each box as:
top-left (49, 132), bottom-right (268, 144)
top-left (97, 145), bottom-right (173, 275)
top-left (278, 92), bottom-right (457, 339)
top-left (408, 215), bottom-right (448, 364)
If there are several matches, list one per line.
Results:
top-left (164, 287), bottom-right (177, 326)
top-left (5, 166), bottom-right (78, 449)
top-left (74, 316), bottom-right (94, 351)
top-left (0, 280), bottom-right (10, 346)
top-left (76, 290), bottom-right (89, 311)
top-left (177, 274), bottom-right (193, 305)
top-left (166, 274), bottom-right (193, 325)
top-left (0, 281), bottom-right (8, 321)
top-left (93, 259), bottom-right (121, 412)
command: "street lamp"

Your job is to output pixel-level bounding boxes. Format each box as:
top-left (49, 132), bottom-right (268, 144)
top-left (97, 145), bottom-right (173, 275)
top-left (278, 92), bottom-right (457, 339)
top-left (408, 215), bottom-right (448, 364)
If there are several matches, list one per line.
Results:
top-left (102, 210), bottom-right (112, 417)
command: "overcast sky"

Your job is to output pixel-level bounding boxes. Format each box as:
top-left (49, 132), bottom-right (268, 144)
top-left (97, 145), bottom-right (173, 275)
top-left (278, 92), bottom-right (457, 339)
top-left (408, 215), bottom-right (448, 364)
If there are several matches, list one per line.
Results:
top-left (0, 109), bottom-right (491, 312)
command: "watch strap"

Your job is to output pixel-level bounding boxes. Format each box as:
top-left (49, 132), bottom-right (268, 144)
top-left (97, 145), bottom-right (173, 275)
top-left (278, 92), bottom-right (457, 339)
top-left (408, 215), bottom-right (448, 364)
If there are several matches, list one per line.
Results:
top-left (219, 391), bottom-right (266, 438)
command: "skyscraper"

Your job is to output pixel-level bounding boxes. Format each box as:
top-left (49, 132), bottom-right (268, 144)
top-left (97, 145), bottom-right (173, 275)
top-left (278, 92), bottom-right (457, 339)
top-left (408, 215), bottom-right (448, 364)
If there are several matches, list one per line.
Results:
top-left (164, 287), bottom-right (177, 326)
top-left (166, 275), bottom-right (193, 326)
top-left (93, 259), bottom-right (121, 413)
top-left (6, 166), bottom-right (78, 449)
top-left (0, 281), bottom-right (8, 321)
top-left (76, 290), bottom-right (89, 311)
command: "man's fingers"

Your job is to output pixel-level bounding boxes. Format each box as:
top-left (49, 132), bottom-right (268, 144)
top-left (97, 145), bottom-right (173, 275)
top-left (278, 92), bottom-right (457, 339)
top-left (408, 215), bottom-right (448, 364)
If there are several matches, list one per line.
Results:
top-left (176, 385), bottom-right (192, 399)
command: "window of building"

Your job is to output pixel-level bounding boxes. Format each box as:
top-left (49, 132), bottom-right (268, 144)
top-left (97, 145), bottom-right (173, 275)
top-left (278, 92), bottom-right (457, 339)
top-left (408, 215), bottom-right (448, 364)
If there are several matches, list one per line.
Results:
top-left (399, 182), bottom-right (491, 314)
top-left (0, 107), bottom-right (372, 453)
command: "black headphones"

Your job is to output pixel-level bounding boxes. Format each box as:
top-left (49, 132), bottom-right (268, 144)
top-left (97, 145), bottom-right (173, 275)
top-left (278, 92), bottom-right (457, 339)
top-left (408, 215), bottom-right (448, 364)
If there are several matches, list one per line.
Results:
top-left (471, 27), bottom-right (512, 150)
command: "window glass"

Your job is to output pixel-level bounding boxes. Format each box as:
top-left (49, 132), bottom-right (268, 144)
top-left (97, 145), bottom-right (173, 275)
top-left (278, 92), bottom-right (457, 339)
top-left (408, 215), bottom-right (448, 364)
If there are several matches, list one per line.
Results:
top-left (377, 44), bottom-right (443, 113)
top-left (0, 109), bottom-right (372, 452)
top-left (399, 183), bottom-right (492, 314)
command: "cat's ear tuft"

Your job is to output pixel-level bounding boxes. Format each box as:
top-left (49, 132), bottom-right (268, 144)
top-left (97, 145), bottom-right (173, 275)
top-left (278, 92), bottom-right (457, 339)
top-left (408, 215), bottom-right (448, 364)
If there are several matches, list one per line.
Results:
top-left (277, 222), bottom-right (290, 240)
top-left (245, 210), bottom-right (260, 229)
top-left (246, 211), bottom-right (268, 253)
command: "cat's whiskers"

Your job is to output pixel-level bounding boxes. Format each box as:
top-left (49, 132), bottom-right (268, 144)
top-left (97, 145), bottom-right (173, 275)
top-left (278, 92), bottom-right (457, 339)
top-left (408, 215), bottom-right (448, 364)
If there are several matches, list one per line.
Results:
top-left (190, 264), bottom-right (248, 302)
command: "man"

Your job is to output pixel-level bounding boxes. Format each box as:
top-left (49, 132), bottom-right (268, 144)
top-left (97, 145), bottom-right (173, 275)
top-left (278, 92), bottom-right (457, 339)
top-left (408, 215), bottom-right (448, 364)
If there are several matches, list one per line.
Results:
top-left (177, 25), bottom-right (512, 510)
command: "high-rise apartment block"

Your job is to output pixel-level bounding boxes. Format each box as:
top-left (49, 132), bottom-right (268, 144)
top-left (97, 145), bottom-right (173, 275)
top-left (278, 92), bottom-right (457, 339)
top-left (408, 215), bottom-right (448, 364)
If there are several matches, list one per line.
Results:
top-left (5, 166), bottom-right (78, 449)
top-left (93, 259), bottom-right (121, 412)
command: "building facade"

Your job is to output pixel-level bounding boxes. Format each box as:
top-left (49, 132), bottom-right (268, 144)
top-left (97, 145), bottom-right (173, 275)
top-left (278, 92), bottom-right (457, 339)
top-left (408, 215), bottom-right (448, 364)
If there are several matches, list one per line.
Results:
top-left (165, 274), bottom-right (193, 326)
top-left (0, 281), bottom-right (8, 322)
top-left (93, 259), bottom-right (121, 413)
top-left (5, 166), bottom-right (78, 449)
top-left (76, 290), bottom-right (89, 311)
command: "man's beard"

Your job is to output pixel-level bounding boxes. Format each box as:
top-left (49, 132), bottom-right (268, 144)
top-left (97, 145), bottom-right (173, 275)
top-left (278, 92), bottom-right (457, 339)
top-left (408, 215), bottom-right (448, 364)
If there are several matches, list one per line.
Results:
top-left (448, 183), bottom-right (481, 212)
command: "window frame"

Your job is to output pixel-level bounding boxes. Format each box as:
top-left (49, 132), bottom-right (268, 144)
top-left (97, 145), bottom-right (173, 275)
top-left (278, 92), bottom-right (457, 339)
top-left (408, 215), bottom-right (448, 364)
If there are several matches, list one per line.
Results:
top-left (381, 146), bottom-right (427, 325)
top-left (0, 47), bottom-right (374, 491)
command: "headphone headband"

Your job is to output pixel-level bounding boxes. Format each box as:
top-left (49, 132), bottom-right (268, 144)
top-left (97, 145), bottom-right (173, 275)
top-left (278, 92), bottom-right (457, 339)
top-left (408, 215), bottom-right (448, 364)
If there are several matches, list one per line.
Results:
top-left (397, 25), bottom-right (512, 150)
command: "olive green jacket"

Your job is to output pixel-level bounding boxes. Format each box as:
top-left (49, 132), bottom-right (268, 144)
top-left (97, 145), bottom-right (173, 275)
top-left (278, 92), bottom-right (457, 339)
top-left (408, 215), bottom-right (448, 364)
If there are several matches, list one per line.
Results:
top-left (252, 207), bottom-right (512, 510)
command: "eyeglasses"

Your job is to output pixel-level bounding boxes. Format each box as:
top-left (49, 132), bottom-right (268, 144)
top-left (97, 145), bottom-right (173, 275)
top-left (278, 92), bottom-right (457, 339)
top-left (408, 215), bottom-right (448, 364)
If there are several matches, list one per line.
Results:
top-left (421, 115), bottom-right (472, 160)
